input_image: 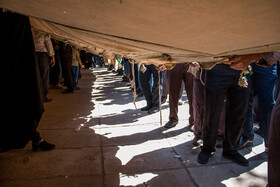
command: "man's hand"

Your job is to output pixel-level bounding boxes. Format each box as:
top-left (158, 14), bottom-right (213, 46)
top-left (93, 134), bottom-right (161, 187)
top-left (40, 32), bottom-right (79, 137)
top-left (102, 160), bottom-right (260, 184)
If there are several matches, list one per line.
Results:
top-left (50, 56), bottom-right (55, 67)
top-left (155, 65), bottom-right (166, 72)
top-left (159, 65), bottom-right (166, 72)
top-left (189, 61), bottom-right (200, 67)
top-left (229, 54), bottom-right (260, 70)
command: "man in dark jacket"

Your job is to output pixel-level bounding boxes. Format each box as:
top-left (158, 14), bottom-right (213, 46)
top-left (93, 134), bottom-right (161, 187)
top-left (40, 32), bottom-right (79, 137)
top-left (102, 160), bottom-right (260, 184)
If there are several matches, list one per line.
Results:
top-left (0, 10), bottom-right (55, 152)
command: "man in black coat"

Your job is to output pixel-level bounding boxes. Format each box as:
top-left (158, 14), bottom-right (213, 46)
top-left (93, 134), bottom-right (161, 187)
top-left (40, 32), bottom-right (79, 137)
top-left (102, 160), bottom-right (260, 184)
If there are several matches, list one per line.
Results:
top-left (0, 10), bottom-right (55, 152)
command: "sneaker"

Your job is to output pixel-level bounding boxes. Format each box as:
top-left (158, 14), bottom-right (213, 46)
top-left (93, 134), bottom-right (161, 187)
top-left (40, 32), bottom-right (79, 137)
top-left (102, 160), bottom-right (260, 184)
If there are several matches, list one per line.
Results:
top-left (192, 136), bottom-right (203, 146)
top-left (198, 150), bottom-right (212, 164)
top-left (164, 120), bottom-right (178, 129)
top-left (222, 151), bottom-right (249, 166)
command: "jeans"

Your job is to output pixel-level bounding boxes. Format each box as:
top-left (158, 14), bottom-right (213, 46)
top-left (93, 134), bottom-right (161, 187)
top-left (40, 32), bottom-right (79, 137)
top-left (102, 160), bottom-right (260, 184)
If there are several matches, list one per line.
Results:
top-left (123, 60), bottom-right (130, 75)
top-left (72, 66), bottom-right (79, 88)
top-left (202, 64), bottom-right (250, 153)
top-left (140, 64), bottom-right (159, 107)
top-left (242, 63), bottom-right (277, 147)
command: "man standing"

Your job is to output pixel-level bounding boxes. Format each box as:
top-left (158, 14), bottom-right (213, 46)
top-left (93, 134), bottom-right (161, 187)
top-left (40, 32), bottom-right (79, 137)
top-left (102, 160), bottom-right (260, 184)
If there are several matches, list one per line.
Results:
top-left (198, 63), bottom-right (250, 166)
top-left (72, 46), bottom-right (83, 90)
top-left (32, 29), bottom-right (55, 102)
top-left (164, 63), bottom-right (194, 129)
top-left (198, 52), bottom-right (280, 166)
top-left (1, 10), bottom-right (55, 152)
top-left (140, 64), bottom-right (160, 114)
top-left (237, 63), bottom-right (277, 151)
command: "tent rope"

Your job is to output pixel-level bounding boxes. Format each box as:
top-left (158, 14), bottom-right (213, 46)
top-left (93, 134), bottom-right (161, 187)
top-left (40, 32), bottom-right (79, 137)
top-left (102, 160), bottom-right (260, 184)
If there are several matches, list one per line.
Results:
top-left (158, 70), bottom-right (162, 126)
top-left (131, 62), bottom-right (137, 109)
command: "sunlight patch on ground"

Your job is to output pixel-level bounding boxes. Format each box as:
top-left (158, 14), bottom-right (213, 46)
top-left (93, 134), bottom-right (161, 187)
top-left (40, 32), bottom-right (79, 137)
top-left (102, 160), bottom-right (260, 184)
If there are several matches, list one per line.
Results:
top-left (119, 172), bottom-right (158, 186)
top-left (114, 86), bottom-right (131, 90)
top-left (244, 143), bottom-right (266, 159)
top-left (221, 162), bottom-right (267, 187)
top-left (115, 138), bottom-right (184, 165)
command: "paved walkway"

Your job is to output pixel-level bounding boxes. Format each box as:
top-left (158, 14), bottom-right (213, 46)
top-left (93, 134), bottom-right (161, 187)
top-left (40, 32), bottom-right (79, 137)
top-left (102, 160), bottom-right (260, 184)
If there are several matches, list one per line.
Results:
top-left (0, 68), bottom-right (268, 187)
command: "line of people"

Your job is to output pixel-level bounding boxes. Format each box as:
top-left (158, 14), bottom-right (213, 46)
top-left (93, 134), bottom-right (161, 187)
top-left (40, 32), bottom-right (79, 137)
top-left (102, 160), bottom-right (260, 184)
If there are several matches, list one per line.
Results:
top-left (2, 9), bottom-right (280, 187)
top-left (112, 52), bottom-right (280, 187)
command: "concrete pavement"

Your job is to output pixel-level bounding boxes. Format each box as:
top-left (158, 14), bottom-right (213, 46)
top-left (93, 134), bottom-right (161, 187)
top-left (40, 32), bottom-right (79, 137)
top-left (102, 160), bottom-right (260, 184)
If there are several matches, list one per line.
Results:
top-left (0, 68), bottom-right (268, 187)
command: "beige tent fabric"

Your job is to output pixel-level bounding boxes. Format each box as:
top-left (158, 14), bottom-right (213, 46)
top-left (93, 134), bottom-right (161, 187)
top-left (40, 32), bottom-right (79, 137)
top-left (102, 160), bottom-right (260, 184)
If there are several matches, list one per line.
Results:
top-left (1, 0), bottom-right (280, 67)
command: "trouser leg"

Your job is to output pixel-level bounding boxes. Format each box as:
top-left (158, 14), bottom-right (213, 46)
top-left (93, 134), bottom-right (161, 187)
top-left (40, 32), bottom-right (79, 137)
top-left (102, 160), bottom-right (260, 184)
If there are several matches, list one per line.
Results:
top-left (268, 93), bottom-right (280, 187)
top-left (202, 87), bottom-right (226, 152)
top-left (253, 63), bottom-right (277, 148)
top-left (193, 77), bottom-right (205, 137)
top-left (242, 80), bottom-right (255, 140)
top-left (29, 117), bottom-right (42, 143)
top-left (72, 66), bottom-right (79, 88)
top-left (140, 65), bottom-right (153, 106)
top-left (183, 65), bottom-right (194, 125)
top-left (218, 102), bottom-right (226, 137)
top-left (223, 79), bottom-right (250, 153)
top-left (162, 70), bottom-right (169, 97)
top-left (64, 57), bottom-right (74, 91)
top-left (37, 52), bottom-right (50, 99)
top-left (202, 64), bottom-right (232, 152)
top-left (168, 64), bottom-right (183, 121)
top-left (151, 65), bottom-right (160, 107)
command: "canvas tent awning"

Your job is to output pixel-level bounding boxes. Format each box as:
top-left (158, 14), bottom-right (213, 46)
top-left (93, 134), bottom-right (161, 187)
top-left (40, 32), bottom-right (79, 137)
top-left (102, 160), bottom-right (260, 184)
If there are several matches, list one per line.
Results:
top-left (1, 0), bottom-right (280, 67)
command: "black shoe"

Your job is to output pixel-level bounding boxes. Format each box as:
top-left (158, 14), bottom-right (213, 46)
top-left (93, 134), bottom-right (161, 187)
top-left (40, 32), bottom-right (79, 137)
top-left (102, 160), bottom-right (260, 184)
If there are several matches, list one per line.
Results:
top-left (136, 88), bottom-right (142, 94)
top-left (44, 98), bottom-right (53, 102)
top-left (32, 140), bottom-right (55, 151)
top-left (161, 96), bottom-right (167, 104)
top-left (254, 127), bottom-right (264, 138)
top-left (137, 92), bottom-right (144, 97)
top-left (198, 150), bottom-right (212, 164)
top-left (235, 137), bottom-right (253, 150)
top-left (63, 89), bottom-right (74, 93)
top-left (164, 120), bottom-right (178, 129)
top-left (188, 124), bottom-right (194, 132)
top-left (192, 136), bottom-right (203, 146)
top-left (141, 105), bottom-right (153, 111)
top-left (0, 147), bottom-right (9, 153)
top-left (75, 87), bottom-right (81, 90)
top-left (148, 106), bottom-right (159, 114)
top-left (122, 78), bottom-right (129, 82)
top-left (215, 136), bottom-right (223, 148)
top-left (222, 151), bottom-right (249, 166)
